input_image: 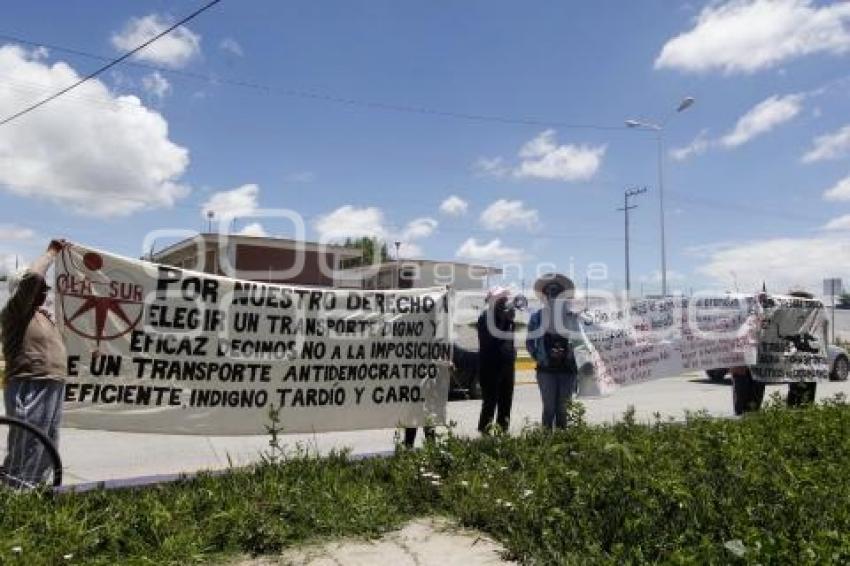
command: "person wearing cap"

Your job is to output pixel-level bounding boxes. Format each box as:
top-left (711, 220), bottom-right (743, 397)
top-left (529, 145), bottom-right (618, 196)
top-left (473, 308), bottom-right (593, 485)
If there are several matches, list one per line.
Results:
top-left (1, 239), bottom-right (67, 484)
top-left (476, 286), bottom-right (516, 434)
top-left (526, 273), bottom-right (580, 429)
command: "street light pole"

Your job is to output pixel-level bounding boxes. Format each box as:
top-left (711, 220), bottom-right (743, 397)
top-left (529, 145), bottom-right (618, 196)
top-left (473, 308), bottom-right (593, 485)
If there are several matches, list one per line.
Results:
top-left (656, 129), bottom-right (667, 297)
top-left (626, 96), bottom-right (695, 297)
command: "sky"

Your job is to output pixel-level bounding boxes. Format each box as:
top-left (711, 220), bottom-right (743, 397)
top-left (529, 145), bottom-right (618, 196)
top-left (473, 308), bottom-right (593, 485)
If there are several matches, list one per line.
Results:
top-left (1, 0), bottom-right (849, 297)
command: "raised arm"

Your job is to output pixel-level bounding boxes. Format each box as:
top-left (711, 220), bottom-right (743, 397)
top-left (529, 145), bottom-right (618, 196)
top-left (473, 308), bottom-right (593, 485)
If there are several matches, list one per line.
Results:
top-left (2, 240), bottom-right (65, 321)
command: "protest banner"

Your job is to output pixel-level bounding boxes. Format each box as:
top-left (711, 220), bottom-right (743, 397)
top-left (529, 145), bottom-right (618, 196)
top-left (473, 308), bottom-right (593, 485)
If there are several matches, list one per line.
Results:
top-left (571, 293), bottom-right (829, 395)
top-left (54, 243), bottom-right (452, 435)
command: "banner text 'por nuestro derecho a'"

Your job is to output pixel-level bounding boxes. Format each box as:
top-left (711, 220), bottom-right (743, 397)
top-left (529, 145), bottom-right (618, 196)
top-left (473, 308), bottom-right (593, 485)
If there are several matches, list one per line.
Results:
top-left (55, 243), bottom-right (452, 435)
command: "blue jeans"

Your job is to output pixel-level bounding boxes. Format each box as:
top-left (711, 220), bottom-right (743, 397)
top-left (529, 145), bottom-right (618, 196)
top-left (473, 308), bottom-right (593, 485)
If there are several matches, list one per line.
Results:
top-left (3, 378), bottom-right (64, 485)
top-left (536, 371), bottom-right (576, 429)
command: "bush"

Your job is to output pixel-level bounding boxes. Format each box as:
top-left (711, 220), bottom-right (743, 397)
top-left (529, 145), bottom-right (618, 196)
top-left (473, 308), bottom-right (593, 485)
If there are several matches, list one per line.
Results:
top-left (2, 397), bottom-right (850, 564)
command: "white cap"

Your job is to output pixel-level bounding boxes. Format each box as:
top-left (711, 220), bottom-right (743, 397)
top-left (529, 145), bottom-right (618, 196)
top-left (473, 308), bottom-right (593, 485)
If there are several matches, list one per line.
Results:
top-left (485, 286), bottom-right (511, 303)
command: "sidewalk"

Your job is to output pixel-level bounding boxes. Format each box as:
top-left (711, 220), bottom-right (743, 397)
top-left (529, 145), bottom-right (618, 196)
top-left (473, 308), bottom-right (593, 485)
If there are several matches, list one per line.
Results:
top-left (236, 518), bottom-right (513, 566)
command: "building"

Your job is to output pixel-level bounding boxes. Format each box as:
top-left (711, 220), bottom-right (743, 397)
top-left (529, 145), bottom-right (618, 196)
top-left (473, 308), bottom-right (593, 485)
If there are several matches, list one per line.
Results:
top-left (151, 234), bottom-right (361, 287)
top-left (151, 234), bottom-right (501, 291)
top-left (335, 259), bottom-right (502, 291)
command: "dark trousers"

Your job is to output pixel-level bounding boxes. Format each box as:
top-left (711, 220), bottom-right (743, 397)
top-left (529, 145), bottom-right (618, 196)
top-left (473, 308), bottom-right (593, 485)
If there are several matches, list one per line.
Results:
top-left (403, 427), bottom-right (436, 448)
top-left (787, 382), bottom-right (817, 407)
top-left (478, 364), bottom-right (515, 434)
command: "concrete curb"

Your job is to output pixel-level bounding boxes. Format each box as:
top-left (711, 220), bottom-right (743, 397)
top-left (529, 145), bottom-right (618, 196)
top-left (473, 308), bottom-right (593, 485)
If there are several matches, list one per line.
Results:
top-left (55, 449), bottom-right (396, 493)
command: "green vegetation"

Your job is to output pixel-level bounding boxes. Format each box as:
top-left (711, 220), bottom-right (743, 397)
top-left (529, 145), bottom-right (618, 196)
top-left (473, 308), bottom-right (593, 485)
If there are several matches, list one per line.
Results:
top-left (3, 396), bottom-right (850, 564)
top-left (340, 237), bottom-right (390, 268)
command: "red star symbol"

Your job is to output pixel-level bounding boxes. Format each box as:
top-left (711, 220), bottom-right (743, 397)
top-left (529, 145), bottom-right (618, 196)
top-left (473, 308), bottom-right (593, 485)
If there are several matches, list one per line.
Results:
top-left (65, 293), bottom-right (140, 345)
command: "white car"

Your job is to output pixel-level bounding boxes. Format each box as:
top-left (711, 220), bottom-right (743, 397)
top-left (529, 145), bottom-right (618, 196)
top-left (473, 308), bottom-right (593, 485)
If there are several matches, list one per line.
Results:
top-left (706, 344), bottom-right (849, 382)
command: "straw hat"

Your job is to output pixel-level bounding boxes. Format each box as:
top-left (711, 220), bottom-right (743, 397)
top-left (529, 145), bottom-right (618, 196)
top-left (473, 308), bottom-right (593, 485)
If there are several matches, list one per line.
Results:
top-left (533, 273), bottom-right (575, 300)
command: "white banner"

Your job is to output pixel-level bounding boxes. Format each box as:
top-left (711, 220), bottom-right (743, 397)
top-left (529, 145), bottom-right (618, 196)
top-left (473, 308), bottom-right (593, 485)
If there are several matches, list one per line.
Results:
top-left (571, 294), bottom-right (829, 395)
top-left (54, 243), bottom-right (452, 435)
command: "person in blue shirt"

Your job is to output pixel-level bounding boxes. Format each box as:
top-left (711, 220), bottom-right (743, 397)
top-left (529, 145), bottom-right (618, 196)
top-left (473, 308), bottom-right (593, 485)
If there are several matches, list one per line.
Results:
top-left (526, 274), bottom-right (580, 429)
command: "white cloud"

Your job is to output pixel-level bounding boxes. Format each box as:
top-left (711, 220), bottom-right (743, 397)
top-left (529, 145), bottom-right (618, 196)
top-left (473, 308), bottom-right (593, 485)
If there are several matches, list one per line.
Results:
top-left (695, 237), bottom-right (850, 292)
top-left (514, 130), bottom-right (605, 182)
top-left (201, 184), bottom-right (260, 219)
top-left (402, 217), bottom-right (438, 240)
top-left (802, 124), bottom-right (850, 163)
top-left (823, 175), bottom-right (850, 201)
top-left (823, 214), bottom-right (850, 231)
top-left (439, 195), bottom-right (468, 216)
top-left (480, 199), bottom-right (539, 231)
top-left (0, 253), bottom-right (27, 278)
top-left (142, 71), bottom-right (171, 100)
top-left (455, 238), bottom-right (523, 263)
top-left (671, 94), bottom-right (803, 161)
top-left (0, 46), bottom-right (189, 216)
top-left (397, 242), bottom-right (423, 259)
top-left (0, 224), bottom-right (35, 241)
top-left (314, 206), bottom-right (387, 242)
top-left (313, 206), bottom-right (438, 257)
top-left (655, 0), bottom-right (850, 74)
top-left (719, 94), bottom-right (803, 147)
top-left (473, 156), bottom-right (510, 178)
top-left (670, 129), bottom-right (712, 161)
top-left (111, 14), bottom-right (201, 68)
top-left (220, 37), bottom-right (244, 57)
top-left (237, 222), bottom-right (267, 237)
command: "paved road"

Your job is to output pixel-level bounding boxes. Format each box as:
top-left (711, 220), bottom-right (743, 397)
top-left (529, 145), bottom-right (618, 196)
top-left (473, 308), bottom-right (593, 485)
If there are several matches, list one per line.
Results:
top-left (49, 372), bottom-right (850, 486)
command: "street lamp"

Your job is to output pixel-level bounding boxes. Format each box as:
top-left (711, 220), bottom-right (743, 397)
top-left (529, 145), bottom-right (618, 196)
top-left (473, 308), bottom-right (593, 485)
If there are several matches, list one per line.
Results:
top-left (626, 96), bottom-right (695, 296)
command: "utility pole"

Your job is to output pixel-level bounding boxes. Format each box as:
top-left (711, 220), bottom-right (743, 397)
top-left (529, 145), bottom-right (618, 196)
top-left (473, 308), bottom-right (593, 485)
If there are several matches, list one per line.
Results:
top-left (394, 240), bottom-right (401, 287)
top-left (618, 186), bottom-right (647, 298)
top-left (584, 275), bottom-right (590, 310)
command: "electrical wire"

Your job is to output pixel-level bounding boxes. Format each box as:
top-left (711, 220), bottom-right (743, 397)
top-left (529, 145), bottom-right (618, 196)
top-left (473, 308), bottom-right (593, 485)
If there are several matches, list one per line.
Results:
top-left (0, 0), bottom-right (223, 127)
top-left (0, 32), bottom-right (628, 132)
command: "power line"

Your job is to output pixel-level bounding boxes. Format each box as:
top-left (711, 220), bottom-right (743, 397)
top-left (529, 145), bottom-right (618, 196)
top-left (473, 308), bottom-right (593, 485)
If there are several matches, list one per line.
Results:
top-left (0, 32), bottom-right (628, 132)
top-left (0, 0), bottom-right (223, 127)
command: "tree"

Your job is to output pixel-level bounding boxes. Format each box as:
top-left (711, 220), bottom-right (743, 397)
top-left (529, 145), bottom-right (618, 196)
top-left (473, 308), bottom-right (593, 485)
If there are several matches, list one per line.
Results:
top-left (342, 237), bottom-right (389, 267)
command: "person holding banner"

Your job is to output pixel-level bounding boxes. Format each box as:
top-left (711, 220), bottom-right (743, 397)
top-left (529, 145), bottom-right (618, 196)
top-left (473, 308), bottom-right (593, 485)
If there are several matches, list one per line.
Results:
top-left (526, 274), bottom-right (580, 429)
top-left (477, 287), bottom-right (517, 434)
top-left (403, 344), bottom-right (477, 447)
top-left (1, 240), bottom-right (68, 484)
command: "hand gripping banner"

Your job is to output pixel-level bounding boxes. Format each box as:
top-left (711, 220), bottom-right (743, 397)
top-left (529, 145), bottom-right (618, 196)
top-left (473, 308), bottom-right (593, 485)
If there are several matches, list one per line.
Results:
top-left (54, 243), bottom-right (452, 435)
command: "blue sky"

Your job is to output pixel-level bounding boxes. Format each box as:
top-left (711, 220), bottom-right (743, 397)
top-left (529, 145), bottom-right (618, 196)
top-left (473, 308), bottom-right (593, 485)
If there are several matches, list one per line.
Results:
top-left (1, 0), bottom-right (849, 295)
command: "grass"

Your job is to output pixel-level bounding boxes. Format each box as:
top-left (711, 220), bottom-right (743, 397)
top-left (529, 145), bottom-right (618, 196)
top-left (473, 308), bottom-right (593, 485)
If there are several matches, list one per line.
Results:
top-left (2, 395), bottom-right (850, 564)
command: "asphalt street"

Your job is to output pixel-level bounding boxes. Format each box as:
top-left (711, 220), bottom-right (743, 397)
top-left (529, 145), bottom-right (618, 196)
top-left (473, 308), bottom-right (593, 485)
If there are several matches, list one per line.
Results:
top-left (47, 371), bottom-right (850, 486)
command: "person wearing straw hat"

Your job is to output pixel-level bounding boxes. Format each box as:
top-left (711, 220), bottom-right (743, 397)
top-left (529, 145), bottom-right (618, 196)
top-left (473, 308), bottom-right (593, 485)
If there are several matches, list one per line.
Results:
top-left (526, 273), bottom-right (580, 429)
top-left (476, 286), bottom-right (517, 434)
